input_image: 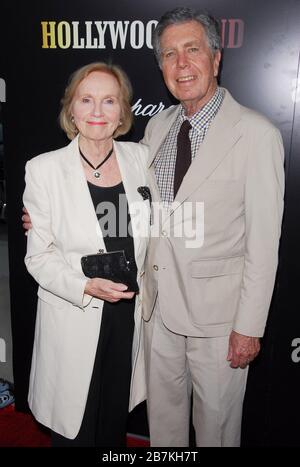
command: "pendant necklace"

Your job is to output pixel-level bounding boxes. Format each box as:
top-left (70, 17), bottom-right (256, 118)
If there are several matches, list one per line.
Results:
top-left (79, 146), bottom-right (114, 178)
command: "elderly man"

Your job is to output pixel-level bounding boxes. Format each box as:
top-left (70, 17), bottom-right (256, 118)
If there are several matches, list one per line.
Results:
top-left (141, 7), bottom-right (284, 447)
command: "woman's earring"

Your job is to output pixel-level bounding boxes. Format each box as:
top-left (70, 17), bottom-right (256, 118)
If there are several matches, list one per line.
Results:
top-left (71, 116), bottom-right (75, 123)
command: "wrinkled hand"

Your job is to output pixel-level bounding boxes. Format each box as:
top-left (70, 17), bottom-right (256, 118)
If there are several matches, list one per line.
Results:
top-left (22, 207), bottom-right (32, 232)
top-left (84, 278), bottom-right (135, 303)
top-left (227, 331), bottom-right (260, 369)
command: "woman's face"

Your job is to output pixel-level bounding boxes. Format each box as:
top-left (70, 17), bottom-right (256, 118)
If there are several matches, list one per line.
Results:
top-left (71, 71), bottom-right (122, 143)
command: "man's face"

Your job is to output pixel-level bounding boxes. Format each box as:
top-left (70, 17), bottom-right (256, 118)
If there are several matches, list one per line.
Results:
top-left (160, 21), bottom-right (221, 116)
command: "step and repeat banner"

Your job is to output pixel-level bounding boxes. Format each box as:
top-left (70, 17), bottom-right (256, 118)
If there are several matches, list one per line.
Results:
top-left (2, 0), bottom-right (300, 445)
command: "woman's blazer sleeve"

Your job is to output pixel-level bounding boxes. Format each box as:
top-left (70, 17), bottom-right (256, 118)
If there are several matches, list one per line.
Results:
top-left (23, 158), bottom-right (88, 308)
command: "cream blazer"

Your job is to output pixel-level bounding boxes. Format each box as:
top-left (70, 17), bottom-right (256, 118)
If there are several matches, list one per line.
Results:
top-left (23, 136), bottom-right (150, 439)
top-left (141, 89), bottom-right (285, 338)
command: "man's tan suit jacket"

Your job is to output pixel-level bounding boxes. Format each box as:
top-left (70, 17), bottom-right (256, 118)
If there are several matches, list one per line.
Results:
top-left (141, 89), bottom-right (285, 338)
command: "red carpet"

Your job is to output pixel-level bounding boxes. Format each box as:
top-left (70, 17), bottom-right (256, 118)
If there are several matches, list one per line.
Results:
top-left (0, 404), bottom-right (51, 447)
top-left (0, 404), bottom-right (149, 447)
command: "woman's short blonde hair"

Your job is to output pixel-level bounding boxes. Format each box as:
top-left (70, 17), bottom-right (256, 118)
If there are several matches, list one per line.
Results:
top-left (59, 62), bottom-right (133, 140)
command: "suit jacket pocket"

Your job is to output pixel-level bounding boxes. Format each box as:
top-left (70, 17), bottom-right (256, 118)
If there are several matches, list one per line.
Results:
top-left (189, 256), bottom-right (244, 327)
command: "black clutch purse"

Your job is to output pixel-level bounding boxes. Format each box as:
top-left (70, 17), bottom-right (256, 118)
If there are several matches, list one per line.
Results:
top-left (81, 250), bottom-right (139, 293)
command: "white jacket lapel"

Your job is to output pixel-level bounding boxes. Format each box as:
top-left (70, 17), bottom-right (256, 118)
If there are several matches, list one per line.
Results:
top-left (114, 141), bottom-right (149, 272)
top-left (63, 136), bottom-right (106, 253)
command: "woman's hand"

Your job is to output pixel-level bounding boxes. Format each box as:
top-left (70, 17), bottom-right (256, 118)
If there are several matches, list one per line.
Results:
top-left (85, 278), bottom-right (135, 303)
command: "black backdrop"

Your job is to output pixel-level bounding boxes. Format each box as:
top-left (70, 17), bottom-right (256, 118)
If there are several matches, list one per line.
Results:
top-left (2, 0), bottom-right (300, 445)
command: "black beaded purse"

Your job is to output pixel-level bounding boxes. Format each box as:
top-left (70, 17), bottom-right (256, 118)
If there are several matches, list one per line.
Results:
top-left (81, 250), bottom-right (139, 293)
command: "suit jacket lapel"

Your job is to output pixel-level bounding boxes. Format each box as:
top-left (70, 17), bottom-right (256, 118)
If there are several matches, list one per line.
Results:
top-left (147, 91), bottom-right (242, 214)
top-left (148, 105), bottom-right (181, 168)
top-left (146, 106), bottom-right (180, 212)
top-left (173, 90), bottom-right (242, 208)
top-left (63, 136), bottom-right (106, 253)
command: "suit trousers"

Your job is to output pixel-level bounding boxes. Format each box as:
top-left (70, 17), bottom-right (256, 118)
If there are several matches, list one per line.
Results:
top-left (144, 299), bottom-right (248, 447)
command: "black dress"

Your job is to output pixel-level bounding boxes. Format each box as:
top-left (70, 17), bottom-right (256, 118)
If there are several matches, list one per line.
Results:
top-left (51, 182), bottom-right (137, 447)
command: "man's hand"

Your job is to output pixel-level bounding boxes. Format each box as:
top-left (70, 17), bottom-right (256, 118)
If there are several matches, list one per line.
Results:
top-left (22, 207), bottom-right (32, 231)
top-left (227, 330), bottom-right (260, 369)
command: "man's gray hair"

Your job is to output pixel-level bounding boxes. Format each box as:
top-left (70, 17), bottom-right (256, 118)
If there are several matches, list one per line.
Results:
top-left (153, 7), bottom-right (222, 66)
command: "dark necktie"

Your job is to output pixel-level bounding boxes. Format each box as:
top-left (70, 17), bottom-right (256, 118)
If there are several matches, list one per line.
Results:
top-left (174, 120), bottom-right (192, 198)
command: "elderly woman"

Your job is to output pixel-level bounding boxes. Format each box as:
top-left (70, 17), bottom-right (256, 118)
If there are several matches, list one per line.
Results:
top-left (23, 62), bottom-right (149, 446)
